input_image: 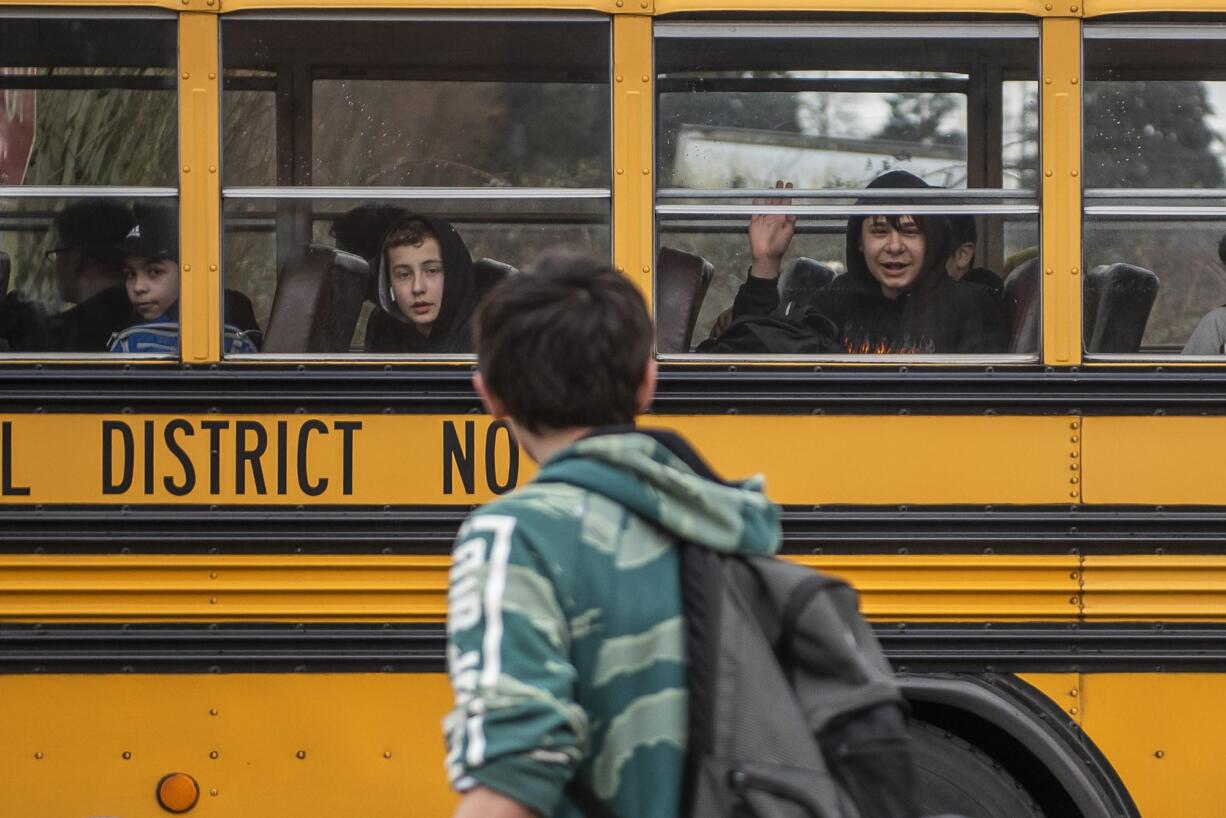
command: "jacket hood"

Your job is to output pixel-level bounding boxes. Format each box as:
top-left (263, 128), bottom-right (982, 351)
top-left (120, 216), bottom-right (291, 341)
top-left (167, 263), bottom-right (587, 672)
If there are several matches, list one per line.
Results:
top-left (375, 214), bottom-right (477, 343)
top-left (534, 429), bottom-right (780, 557)
top-left (845, 170), bottom-right (952, 296)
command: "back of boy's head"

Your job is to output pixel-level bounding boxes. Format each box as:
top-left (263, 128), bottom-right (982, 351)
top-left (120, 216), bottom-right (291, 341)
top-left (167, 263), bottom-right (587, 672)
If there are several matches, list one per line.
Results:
top-left (54, 199), bottom-right (135, 264)
top-left (948, 214), bottom-right (978, 247)
top-left (475, 250), bottom-right (653, 433)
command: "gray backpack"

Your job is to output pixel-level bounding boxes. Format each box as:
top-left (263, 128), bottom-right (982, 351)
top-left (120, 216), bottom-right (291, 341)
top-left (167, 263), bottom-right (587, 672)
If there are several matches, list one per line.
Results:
top-left (567, 539), bottom-right (918, 818)
top-left (678, 542), bottom-right (917, 818)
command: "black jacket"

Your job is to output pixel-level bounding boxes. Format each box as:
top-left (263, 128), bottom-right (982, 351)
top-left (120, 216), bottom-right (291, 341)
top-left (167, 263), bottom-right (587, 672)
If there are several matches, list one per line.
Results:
top-left (365, 214), bottom-right (477, 354)
top-left (729, 170), bottom-right (1009, 354)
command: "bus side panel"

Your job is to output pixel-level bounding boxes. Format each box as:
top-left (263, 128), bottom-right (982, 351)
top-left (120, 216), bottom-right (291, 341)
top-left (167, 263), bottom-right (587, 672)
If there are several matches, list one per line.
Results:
top-left (1079, 673), bottom-right (1226, 818)
top-left (0, 673), bottom-right (457, 818)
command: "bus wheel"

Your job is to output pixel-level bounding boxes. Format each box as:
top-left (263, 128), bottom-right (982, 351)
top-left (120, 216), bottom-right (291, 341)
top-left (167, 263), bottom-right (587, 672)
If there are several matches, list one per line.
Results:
top-left (910, 720), bottom-right (1047, 818)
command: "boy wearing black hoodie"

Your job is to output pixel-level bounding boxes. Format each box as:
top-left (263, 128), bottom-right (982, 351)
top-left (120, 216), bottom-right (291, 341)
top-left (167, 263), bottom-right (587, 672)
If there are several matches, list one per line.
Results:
top-left (730, 170), bottom-right (1009, 354)
top-left (365, 214), bottom-right (479, 354)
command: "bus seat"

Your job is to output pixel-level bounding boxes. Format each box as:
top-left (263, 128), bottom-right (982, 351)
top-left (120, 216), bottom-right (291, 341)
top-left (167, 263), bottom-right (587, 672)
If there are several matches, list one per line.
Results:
top-left (473, 257), bottom-right (518, 301)
top-left (656, 246), bottom-right (714, 353)
top-left (779, 257), bottom-right (836, 313)
top-left (1003, 257), bottom-right (1040, 353)
top-left (1084, 263), bottom-right (1160, 353)
top-left (262, 244), bottom-right (370, 353)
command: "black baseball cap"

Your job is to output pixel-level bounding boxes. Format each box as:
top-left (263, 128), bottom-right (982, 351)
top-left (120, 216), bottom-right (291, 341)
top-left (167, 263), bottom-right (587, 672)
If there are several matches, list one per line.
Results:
top-left (123, 207), bottom-right (179, 261)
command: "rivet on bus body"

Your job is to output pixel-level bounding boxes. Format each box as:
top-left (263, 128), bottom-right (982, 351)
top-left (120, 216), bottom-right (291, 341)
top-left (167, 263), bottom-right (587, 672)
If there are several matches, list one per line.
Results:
top-left (1070, 421), bottom-right (1079, 430)
top-left (1045, 268), bottom-right (1053, 276)
top-left (616, 75), bottom-right (623, 83)
top-left (1070, 170), bottom-right (1079, 177)
top-left (209, 597), bottom-right (217, 604)
top-left (1044, 170), bottom-right (1053, 177)
top-left (207, 0), bottom-right (215, 5)
top-left (210, 572), bottom-right (217, 579)
top-left (209, 264), bottom-right (218, 272)
top-left (210, 751), bottom-right (219, 759)
top-left (1069, 572), bottom-right (1079, 581)
top-left (182, 73), bottom-right (190, 80)
top-left (34, 752), bottom-right (43, 760)
top-left (642, 75), bottom-right (649, 83)
top-left (640, 1), bottom-right (649, 8)
top-left (1069, 688), bottom-right (1078, 696)
top-left (1155, 750), bottom-right (1164, 759)
top-left (183, 264), bottom-right (192, 272)
top-left (1045, 2), bottom-right (1053, 9)
top-left (1069, 596), bottom-right (1079, 605)
top-left (209, 166), bottom-right (217, 173)
top-left (1071, 267), bottom-right (1079, 275)
top-left (1071, 450), bottom-right (1079, 458)
top-left (1070, 491), bottom-right (1079, 498)
top-left (209, 709), bottom-right (218, 716)
top-left (616, 168), bottom-right (624, 175)
top-left (1070, 477), bottom-right (1080, 484)
top-left (383, 751), bottom-right (392, 759)
top-left (642, 168), bottom-right (650, 175)
top-left (122, 751), bottom-right (131, 760)
top-left (1071, 435), bottom-right (1079, 443)
top-left (615, 0), bottom-right (623, 6)
top-left (642, 266), bottom-right (651, 274)
top-left (1044, 77), bottom-right (1052, 85)
top-left (183, 166), bottom-right (191, 173)
top-left (1070, 77), bottom-right (1079, 85)
top-left (1069, 707), bottom-right (1078, 715)
top-left (1071, 464), bottom-right (1079, 471)
top-left (297, 751), bottom-right (307, 759)
top-left (210, 788), bottom-right (219, 796)
top-left (208, 73), bottom-right (216, 80)
top-left (1070, 4), bottom-right (1079, 11)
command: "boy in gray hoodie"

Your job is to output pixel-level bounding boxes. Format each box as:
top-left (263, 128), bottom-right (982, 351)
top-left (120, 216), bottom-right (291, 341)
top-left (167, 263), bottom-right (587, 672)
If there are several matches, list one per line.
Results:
top-left (444, 250), bottom-right (781, 818)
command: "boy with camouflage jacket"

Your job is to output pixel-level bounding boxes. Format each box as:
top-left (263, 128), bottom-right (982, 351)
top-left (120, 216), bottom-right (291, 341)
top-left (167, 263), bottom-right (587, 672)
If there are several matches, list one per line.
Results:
top-left (444, 251), bottom-right (781, 818)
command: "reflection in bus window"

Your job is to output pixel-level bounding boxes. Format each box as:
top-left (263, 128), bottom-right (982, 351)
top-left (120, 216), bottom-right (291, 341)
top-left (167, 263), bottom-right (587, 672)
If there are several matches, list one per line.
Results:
top-left (221, 15), bottom-right (611, 355)
top-left (655, 22), bottom-right (1040, 356)
top-left (0, 15), bottom-right (178, 355)
top-left (1084, 26), bottom-right (1226, 356)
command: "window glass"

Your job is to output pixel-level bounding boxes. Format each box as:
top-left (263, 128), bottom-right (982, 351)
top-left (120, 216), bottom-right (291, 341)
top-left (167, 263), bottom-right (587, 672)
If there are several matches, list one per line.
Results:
top-left (222, 196), bottom-right (610, 353)
top-left (656, 22), bottom-right (1040, 357)
top-left (1084, 26), bottom-right (1226, 356)
top-left (0, 16), bottom-right (179, 356)
top-left (221, 16), bottom-right (611, 356)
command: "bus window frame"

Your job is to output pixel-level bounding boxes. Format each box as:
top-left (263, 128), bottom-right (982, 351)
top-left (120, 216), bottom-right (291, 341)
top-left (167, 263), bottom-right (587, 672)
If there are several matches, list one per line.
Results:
top-left (652, 18), bottom-right (1043, 364)
top-left (217, 9), bottom-right (615, 362)
top-left (1081, 21), bottom-right (1226, 364)
top-left (0, 7), bottom-right (181, 363)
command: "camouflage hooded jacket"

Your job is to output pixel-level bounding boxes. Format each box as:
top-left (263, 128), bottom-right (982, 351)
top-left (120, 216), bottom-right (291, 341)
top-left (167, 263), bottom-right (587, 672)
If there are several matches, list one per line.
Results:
top-left (443, 429), bottom-right (781, 817)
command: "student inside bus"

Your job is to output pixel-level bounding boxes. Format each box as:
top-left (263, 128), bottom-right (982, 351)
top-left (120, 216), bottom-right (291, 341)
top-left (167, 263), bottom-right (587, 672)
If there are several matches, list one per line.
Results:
top-left (108, 207), bottom-right (262, 354)
top-left (946, 214), bottom-right (1004, 299)
top-left (1182, 234), bottom-right (1226, 355)
top-left (0, 199), bottom-right (136, 352)
top-left (364, 214), bottom-right (479, 354)
top-left (708, 170), bottom-right (1009, 354)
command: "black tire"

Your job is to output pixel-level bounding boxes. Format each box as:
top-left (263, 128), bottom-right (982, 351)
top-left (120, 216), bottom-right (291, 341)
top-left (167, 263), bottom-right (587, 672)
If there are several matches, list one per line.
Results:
top-left (909, 720), bottom-right (1047, 818)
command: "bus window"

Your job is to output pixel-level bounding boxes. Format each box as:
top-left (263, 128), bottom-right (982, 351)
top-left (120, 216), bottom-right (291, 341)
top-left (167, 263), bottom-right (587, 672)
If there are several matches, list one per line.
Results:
top-left (220, 14), bottom-right (611, 356)
top-left (0, 14), bottom-right (178, 356)
top-left (654, 21), bottom-right (1040, 358)
top-left (1084, 24), bottom-right (1226, 358)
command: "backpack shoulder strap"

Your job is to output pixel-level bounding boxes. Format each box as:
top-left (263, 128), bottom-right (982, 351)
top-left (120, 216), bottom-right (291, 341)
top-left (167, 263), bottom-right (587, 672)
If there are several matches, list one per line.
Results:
top-left (566, 778), bottom-right (621, 818)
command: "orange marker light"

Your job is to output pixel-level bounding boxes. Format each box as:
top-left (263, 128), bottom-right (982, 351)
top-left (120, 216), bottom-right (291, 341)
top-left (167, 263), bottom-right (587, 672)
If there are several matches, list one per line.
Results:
top-left (156, 772), bottom-right (200, 813)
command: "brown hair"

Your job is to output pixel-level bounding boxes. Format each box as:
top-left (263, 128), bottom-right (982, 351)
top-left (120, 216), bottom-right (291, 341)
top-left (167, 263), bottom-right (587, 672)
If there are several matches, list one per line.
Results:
top-left (382, 219), bottom-right (436, 256)
top-left (474, 250), bottom-right (653, 433)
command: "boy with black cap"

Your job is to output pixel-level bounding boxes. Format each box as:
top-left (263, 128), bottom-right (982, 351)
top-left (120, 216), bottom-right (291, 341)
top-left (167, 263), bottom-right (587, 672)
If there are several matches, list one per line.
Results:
top-left (109, 207), bottom-right (261, 354)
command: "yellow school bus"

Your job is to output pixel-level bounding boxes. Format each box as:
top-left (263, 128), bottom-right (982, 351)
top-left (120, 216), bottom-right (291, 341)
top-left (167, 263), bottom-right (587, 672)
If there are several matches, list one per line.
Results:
top-left (3, 1), bottom-right (1226, 816)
